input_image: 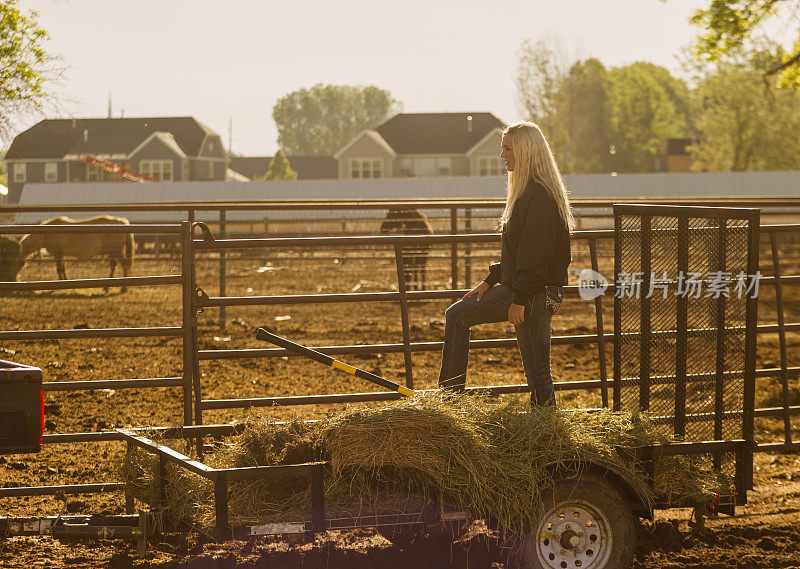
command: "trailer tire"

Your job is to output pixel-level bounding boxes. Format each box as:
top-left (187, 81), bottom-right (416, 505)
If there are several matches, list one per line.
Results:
top-left (515, 472), bottom-right (636, 569)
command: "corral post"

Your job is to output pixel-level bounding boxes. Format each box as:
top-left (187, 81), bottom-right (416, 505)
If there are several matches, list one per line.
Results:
top-left (180, 221), bottom-right (194, 427)
top-left (450, 208), bottom-right (458, 289)
top-left (743, 209), bottom-right (760, 490)
top-left (639, 215), bottom-right (652, 412)
top-left (393, 244), bottom-right (414, 389)
top-left (158, 454), bottom-right (167, 509)
top-left (769, 231), bottom-right (792, 446)
top-left (310, 465), bottom-right (327, 532)
top-left (214, 473), bottom-right (231, 539)
top-left (465, 208), bottom-right (472, 289)
top-left (219, 209), bottom-right (227, 330)
top-left (674, 217), bottom-right (688, 438)
top-left (713, 219), bottom-right (727, 470)
top-left (612, 212), bottom-right (621, 412)
top-left (588, 238), bottom-right (609, 408)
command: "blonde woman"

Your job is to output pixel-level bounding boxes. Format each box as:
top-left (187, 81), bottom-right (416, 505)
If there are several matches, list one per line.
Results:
top-left (438, 122), bottom-right (573, 406)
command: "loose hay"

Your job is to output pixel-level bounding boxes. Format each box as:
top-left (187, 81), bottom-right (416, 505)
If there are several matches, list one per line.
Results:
top-left (121, 393), bottom-right (730, 533)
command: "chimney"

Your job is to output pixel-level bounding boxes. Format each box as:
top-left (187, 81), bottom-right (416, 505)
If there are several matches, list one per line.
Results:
top-left (83, 129), bottom-right (88, 144)
top-left (466, 115), bottom-right (473, 133)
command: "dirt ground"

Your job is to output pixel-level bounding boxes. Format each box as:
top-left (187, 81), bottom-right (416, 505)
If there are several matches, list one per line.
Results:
top-left (0, 233), bottom-right (799, 568)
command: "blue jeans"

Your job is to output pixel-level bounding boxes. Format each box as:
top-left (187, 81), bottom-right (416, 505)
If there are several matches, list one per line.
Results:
top-left (438, 284), bottom-right (556, 407)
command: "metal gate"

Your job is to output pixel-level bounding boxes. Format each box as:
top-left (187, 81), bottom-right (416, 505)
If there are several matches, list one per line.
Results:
top-left (613, 204), bottom-right (760, 501)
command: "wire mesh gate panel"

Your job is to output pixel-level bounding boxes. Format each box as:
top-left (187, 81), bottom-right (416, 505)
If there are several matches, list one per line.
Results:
top-left (613, 204), bottom-right (760, 501)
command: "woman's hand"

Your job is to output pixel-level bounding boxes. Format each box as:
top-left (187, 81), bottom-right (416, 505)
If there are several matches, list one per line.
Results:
top-left (462, 281), bottom-right (490, 301)
top-left (508, 303), bottom-right (525, 325)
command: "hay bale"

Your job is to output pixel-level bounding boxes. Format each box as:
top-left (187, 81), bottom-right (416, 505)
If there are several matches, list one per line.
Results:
top-left (121, 394), bottom-right (731, 532)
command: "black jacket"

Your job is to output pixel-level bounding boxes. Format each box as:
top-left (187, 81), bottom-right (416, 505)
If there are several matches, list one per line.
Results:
top-left (484, 180), bottom-right (571, 305)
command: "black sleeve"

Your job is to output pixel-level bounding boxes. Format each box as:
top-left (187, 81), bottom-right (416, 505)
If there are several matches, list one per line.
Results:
top-left (511, 193), bottom-right (552, 305)
top-left (484, 262), bottom-right (501, 286)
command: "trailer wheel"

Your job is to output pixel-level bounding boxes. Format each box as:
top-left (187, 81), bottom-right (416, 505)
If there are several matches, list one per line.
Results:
top-left (517, 472), bottom-right (636, 569)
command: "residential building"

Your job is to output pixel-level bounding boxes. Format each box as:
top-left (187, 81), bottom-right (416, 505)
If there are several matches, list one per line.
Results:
top-left (3, 116), bottom-right (228, 203)
top-left (229, 155), bottom-right (338, 181)
top-left (666, 138), bottom-right (696, 173)
top-left (334, 112), bottom-right (507, 179)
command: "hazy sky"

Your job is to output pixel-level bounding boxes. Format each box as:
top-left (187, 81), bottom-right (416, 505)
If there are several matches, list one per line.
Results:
top-left (22, 0), bottom-right (712, 155)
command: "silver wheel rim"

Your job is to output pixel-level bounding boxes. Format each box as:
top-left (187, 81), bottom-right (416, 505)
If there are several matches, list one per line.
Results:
top-left (533, 499), bottom-right (613, 569)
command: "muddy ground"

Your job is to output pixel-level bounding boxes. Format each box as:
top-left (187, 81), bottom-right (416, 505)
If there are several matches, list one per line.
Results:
top-left (0, 234), bottom-right (798, 568)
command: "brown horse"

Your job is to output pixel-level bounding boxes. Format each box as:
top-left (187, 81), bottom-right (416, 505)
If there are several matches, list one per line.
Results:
top-left (17, 216), bottom-right (135, 290)
top-left (380, 209), bottom-right (434, 291)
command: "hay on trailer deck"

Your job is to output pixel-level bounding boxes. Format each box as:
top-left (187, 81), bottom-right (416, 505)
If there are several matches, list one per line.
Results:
top-left (120, 393), bottom-right (730, 532)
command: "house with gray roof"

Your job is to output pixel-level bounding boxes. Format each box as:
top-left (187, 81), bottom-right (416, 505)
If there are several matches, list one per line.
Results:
top-left (334, 112), bottom-right (507, 179)
top-left (3, 116), bottom-right (228, 203)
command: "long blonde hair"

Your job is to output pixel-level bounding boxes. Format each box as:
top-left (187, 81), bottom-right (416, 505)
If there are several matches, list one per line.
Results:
top-left (500, 122), bottom-right (574, 231)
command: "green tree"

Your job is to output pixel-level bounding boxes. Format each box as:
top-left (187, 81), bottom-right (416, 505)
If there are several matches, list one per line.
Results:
top-left (515, 39), bottom-right (567, 135)
top-left (607, 63), bottom-right (691, 172)
top-left (689, 1), bottom-right (800, 87)
top-left (553, 58), bottom-right (614, 174)
top-left (0, 0), bottom-right (51, 138)
top-left (256, 149), bottom-right (297, 181)
top-left (690, 48), bottom-right (800, 170)
top-left (272, 84), bottom-right (402, 155)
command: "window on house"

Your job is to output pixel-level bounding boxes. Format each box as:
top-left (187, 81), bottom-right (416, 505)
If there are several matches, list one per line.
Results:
top-left (399, 158), bottom-right (413, 177)
top-left (45, 163), bottom-right (57, 182)
top-left (87, 164), bottom-right (102, 181)
top-left (13, 163), bottom-right (26, 183)
top-left (397, 158), bottom-right (452, 177)
top-left (208, 161), bottom-right (214, 179)
top-left (477, 156), bottom-right (505, 176)
top-left (350, 159), bottom-right (383, 179)
top-left (140, 160), bottom-right (173, 181)
top-left (182, 161), bottom-right (189, 181)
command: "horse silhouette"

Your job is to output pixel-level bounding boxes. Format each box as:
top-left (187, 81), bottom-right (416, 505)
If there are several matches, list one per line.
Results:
top-left (11, 215), bottom-right (135, 290)
top-left (380, 209), bottom-right (433, 291)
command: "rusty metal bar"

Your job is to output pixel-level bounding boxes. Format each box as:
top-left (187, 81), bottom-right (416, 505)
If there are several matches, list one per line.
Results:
top-left (640, 215), bottom-right (652, 412)
top-left (744, 210), bottom-right (761, 491)
top-left (769, 231), bottom-right (793, 445)
top-left (588, 238), bottom-right (609, 408)
top-left (393, 244), bottom-right (414, 388)
top-left (180, 221), bottom-right (197, 428)
top-left (198, 290), bottom-right (463, 307)
top-left (674, 216), bottom-right (688, 437)
top-left (194, 232), bottom-right (503, 250)
top-left (0, 327), bottom-right (182, 340)
top-left (43, 377), bottom-right (183, 391)
top-left (0, 224), bottom-right (182, 235)
top-left (200, 380), bottom-right (608, 410)
top-left (713, 219), bottom-right (727, 470)
top-left (219, 462), bottom-right (327, 482)
top-left (116, 429), bottom-right (216, 480)
top-left (0, 275), bottom-right (182, 291)
top-left (0, 483), bottom-right (124, 498)
top-left (214, 473), bottom-right (230, 539)
top-left (218, 209), bottom-right (227, 330)
top-left (198, 333), bottom-right (608, 361)
top-left (465, 208), bottom-right (472, 288)
top-left (613, 211), bottom-right (622, 412)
